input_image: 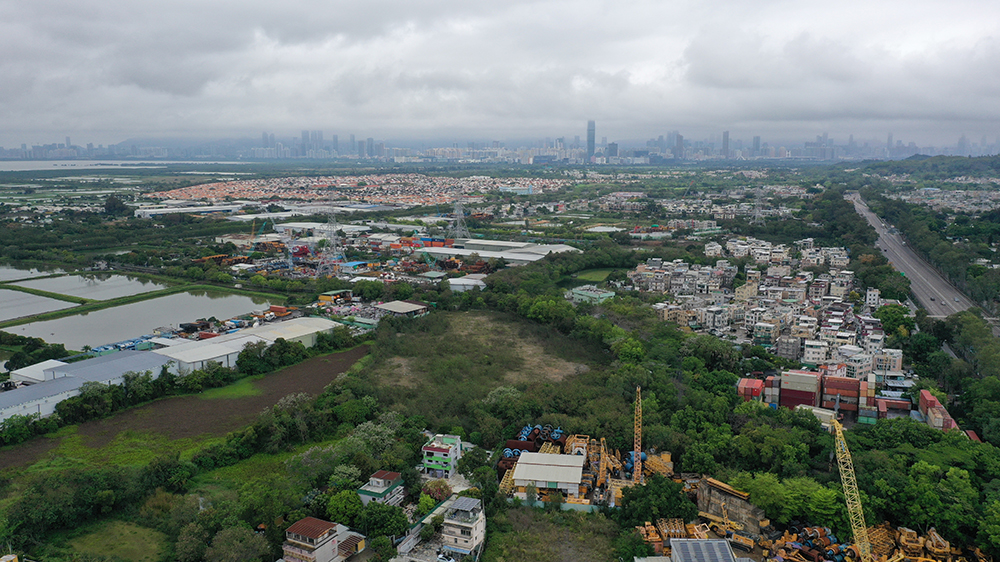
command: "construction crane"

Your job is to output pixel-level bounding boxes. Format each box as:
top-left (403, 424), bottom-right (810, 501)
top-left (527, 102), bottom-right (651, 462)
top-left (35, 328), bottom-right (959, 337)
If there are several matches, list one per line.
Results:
top-left (634, 386), bottom-right (643, 483)
top-left (832, 420), bottom-right (873, 562)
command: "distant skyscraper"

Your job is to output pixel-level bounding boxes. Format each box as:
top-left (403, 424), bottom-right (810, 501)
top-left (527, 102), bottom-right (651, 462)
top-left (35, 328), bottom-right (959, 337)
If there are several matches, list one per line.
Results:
top-left (302, 130), bottom-right (310, 149)
top-left (262, 132), bottom-right (269, 148)
top-left (349, 134), bottom-right (356, 155)
top-left (366, 137), bottom-right (374, 158)
top-left (65, 136), bottom-right (71, 148)
top-left (601, 136), bottom-right (607, 147)
top-left (331, 135), bottom-right (338, 153)
top-left (358, 140), bottom-right (366, 158)
top-left (607, 142), bottom-right (619, 157)
top-left (586, 120), bottom-right (596, 160)
top-left (269, 133), bottom-right (275, 148)
top-left (753, 136), bottom-right (761, 156)
top-left (675, 134), bottom-right (684, 159)
top-left (722, 131), bottom-right (730, 158)
top-left (887, 133), bottom-right (893, 148)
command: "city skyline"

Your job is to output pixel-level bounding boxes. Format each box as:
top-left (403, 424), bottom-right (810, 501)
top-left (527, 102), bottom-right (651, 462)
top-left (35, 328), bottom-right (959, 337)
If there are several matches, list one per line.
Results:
top-left (2, 0), bottom-right (999, 148)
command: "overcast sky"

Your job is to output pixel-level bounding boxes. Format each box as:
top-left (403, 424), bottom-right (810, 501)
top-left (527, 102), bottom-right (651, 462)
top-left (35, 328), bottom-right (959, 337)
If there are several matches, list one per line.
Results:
top-left (3, 0), bottom-right (999, 148)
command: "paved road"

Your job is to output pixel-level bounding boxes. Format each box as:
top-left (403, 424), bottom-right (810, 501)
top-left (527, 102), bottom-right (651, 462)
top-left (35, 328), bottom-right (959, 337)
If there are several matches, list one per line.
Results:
top-left (846, 193), bottom-right (978, 318)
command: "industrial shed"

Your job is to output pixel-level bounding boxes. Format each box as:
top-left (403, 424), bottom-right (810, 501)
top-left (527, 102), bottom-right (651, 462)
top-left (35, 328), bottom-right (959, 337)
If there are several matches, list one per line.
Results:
top-left (44, 351), bottom-right (174, 385)
top-left (151, 335), bottom-right (267, 374)
top-left (1, 351), bottom-right (173, 422)
top-left (510, 452), bottom-right (585, 500)
top-left (0, 377), bottom-right (83, 421)
top-left (227, 316), bottom-right (341, 347)
top-left (10, 359), bottom-right (67, 385)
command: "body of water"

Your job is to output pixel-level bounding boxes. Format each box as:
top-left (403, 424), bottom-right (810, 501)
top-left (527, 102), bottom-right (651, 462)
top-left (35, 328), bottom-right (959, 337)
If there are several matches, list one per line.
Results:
top-left (11, 274), bottom-right (171, 300)
top-left (0, 289), bottom-right (77, 322)
top-left (9, 290), bottom-right (271, 350)
top-left (0, 264), bottom-right (63, 282)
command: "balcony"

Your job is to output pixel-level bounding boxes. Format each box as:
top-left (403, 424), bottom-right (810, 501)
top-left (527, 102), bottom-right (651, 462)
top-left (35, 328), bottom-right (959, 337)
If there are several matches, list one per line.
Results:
top-left (283, 544), bottom-right (317, 561)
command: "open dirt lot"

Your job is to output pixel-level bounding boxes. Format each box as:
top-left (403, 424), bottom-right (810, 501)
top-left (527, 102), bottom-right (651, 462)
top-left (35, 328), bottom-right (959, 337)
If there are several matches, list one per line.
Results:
top-left (0, 346), bottom-right (368, 471)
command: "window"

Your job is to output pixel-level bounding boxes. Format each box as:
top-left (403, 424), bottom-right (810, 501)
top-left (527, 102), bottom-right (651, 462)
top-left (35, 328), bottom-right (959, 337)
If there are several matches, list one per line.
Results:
top-left (461, 529), bottom-right (471, 536)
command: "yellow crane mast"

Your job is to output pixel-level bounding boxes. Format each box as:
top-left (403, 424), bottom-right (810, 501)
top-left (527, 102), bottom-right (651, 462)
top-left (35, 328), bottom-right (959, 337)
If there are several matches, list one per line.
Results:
top-left (832, 420), bottom-right (873, 562)
top-left (634, 386), bottom-right (643, 483)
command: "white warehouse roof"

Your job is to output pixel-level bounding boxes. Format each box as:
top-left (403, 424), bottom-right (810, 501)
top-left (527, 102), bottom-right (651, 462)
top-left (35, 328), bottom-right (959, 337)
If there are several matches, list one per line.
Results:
top-left (511, 452), bottom-right (585, 484)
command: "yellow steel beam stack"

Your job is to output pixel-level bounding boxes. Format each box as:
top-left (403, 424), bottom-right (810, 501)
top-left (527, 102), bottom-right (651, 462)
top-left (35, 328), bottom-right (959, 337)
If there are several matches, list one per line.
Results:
top-left (833, 420), bottom-right (873, 562)
top-left (499, 465), bottom-right (516, 495)
top-left (538, 441), bottom-right (559, 455)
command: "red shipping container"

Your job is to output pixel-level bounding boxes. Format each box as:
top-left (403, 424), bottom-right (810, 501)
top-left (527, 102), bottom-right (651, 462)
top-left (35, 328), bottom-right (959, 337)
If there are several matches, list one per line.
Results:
top-left (840, 403), bottom-right (858, 411)
top-left (821, 401), bottom-right (837, 409)
top-left (198, 331), bottom-right (219, 339)
top-left (782, 389), bottom-right (818, 400)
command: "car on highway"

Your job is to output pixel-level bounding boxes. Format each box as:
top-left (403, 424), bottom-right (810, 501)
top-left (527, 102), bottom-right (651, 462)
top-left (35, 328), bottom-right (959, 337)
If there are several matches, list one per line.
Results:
top-left (930, 296), bottom-right (935, 300)
top-left (955, 297), bottom-right (960, 302)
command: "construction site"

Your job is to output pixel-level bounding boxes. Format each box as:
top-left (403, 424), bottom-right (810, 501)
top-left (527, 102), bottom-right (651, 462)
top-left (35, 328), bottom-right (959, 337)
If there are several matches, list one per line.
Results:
top-left (493, 388), bottom-right (992, 562)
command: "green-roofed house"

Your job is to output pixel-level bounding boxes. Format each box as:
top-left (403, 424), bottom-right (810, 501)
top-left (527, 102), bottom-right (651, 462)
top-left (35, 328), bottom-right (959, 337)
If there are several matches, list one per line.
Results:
top-left (357, 470), bottom-right (405, 507)
top-left (422, 434), bottom-right (464, 478)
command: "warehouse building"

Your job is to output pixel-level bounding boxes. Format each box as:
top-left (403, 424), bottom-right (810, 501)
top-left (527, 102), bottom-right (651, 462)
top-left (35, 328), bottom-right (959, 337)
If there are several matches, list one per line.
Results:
top-left (510, 452), bottom-right (586, 501)
top-left (1, 351), bottom-right (174, 422)
top-left (9, 359), bottom-right (67, 385)
top-left (152, 334), bottom-right (267, 374)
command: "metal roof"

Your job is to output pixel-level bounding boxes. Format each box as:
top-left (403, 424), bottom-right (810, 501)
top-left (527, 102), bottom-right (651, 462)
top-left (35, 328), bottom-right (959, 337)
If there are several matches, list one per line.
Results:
top-left (670, 539), bottom-right (737, 562)
top-left (0, 376), bottom-right (82, 411)
top-left (45, 351), bottom-right (173, 383)
top-left (152, 335), bottom-right (267, 364)
top-left (11, 359), bottom-right (67, 382)
top-left (511, 452), bottom-right (585, 484)
top-left (375, 301), bottom-right (427, 314)
top-left (450, 496), bottom-right (481, 512)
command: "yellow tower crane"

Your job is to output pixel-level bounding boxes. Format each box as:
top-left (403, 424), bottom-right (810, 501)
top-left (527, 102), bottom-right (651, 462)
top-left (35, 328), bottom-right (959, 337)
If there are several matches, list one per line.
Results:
top-left (832, 419), bottom-right (873, 562)
top-left (634, 386), bottom-right (643, 484)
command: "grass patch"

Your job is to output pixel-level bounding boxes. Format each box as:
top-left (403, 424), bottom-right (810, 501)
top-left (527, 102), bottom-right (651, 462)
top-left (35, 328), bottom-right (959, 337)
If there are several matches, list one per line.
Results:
top-left (0, 282), bottom-right (92, 304)
top-left (574, 268), bottom-right (615, 282)
top-left (64, 520), bottom-right (167, 562)
top-left (368, 311), bottom-right (604, 428)
top-left (481, 507), bottom-right (618, 562)
top-left (190, 437), bottom-right (341, 492)
top-left (199, 375), bottom-right (264, 399)
top-left (46, 429), bottom-right (208, 468)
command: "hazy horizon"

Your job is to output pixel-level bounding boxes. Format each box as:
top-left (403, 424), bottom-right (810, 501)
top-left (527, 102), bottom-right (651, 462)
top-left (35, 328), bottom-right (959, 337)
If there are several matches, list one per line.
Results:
top-left (3, 0), bottom-right (999, 148)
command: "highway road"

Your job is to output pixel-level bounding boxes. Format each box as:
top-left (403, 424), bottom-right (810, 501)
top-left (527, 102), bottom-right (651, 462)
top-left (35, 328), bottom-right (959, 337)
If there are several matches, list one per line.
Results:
top-left (846, 193), bottom-right (978, 318)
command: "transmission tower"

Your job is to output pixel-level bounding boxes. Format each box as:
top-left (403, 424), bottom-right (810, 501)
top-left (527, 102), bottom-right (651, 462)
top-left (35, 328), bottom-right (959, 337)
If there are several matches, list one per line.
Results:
top-left (750, 187), bottom-right (766, 225)
top-left (314, 210), bottom-right (344, 278)
top-left (450, 192), bottom-right (472, 239)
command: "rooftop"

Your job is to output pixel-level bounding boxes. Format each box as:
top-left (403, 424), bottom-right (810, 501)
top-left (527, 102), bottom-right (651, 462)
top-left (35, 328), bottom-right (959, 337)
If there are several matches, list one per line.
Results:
top-left (511, 452), bottom-right (585, 484)
top-left (286, 516), bottom-right (336, 539)
top-left (670, 539), bottom-right (738, 562)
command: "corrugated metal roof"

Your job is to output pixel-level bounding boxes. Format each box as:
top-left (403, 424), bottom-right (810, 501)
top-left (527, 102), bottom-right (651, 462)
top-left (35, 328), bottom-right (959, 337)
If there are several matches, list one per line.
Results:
top-left (285, 516), bottom-right (336, 539)
top-left (152, 335), bottom-right (266, 363)
top-left (375, 301), bottom-right (426, 314)
top-left (45, 351), bottom-right (172, 383)
top-left (670, 539), bottom-right (737, 562)
top-left (511, 452), bottom-right (585, 484)
top-left (450, 496), bottom-right (481, 512)
top-left (0, 376), bottom-right (82, 411)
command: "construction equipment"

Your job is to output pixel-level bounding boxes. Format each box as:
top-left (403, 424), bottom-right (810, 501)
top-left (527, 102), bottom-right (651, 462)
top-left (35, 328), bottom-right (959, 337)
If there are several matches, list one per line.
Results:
top-left (538, 441), bottom-right (560, 455)
top-left (644, 451), bottom-right (674, 478)
top-left (898, 527), bottom-right (925, 558)
top-left (634, 386), bottom-right (643, 483)
top-left (832, 419), bottom-right (873, 562)
top-left (498, 464), bottom-right (516, 496)
top-left (926, 528), bottom-right (951, 562)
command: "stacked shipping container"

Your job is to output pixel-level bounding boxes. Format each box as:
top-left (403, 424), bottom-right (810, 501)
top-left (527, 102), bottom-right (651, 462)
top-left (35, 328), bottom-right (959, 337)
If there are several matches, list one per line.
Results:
top-left (821, 376), bottom-right (860, 412)
top-left (918, 389), bottom-right (957, 431)
top-left (780, 370), bottom-right (821, 408)
top-left (763, 376), bottom-right (779, 405)
top-left (737, 378), bottom-right (765, 402)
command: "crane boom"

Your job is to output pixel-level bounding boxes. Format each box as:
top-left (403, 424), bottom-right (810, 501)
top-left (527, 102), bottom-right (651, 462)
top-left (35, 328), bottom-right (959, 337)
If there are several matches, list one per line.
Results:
top-left (634, 386), bottom-right (642, 483)
top-left (833, 420), bottom-right (873, 562)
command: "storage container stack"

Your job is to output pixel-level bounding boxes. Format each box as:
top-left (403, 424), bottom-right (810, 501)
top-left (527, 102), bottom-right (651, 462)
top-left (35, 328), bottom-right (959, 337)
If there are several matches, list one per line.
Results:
top-left (919, 389), bottom-right (956, 431)
top-left (737, 378), bottom-right (764, 402)
top-left (763, 375), bottom-right (780, 405)
top-left (821, 376), bottom-right (860, 412)
top-left (780, 370), bottom-right (821, 408)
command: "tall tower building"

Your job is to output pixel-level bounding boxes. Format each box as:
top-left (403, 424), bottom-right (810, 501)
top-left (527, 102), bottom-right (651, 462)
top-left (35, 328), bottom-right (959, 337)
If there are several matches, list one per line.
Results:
top-left (349, 134), bottom-right (356, 155)
top-left (674, 134), bottom-right (684, 159)
top-left (301, 130), bottom-right (310, 151)
top-left (331, 135), bottom-right (339, 153)
top-left (753, 136), bottom-right (761, 156)
top-left (722, 131), bottom-right (730, 158)
top-left (262, 132), bottom-right (269, 148)
top-left (586, 120), bottom-right (596, 160)
top-left (366, 138), bottom-right (374, 158)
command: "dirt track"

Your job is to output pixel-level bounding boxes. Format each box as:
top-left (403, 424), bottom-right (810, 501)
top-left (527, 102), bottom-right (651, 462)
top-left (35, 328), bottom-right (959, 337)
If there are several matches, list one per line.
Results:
top-left (0, 346), bottom-right (368, 471)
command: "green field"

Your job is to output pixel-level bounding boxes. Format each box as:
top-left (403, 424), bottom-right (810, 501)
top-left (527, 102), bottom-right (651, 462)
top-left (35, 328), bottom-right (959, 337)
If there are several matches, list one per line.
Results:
top-left (64, 520), bottom-right (168, 562)
top-left (574, 268), bottom-right (616, 282)
top-left (481, 507), bottom-right (618, 562)
top-left (199, 375), bottom-right (264, 399)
